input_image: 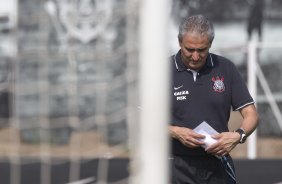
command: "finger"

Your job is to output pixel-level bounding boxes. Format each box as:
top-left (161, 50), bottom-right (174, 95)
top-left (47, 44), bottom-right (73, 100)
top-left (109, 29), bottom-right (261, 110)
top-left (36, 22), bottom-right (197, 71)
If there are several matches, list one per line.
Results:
top-left (185, 141), bottom-right (200, 148)
top-left (211, 134), bottom-right (221, 139)
top-left (185, 138), bottom-right (205, 148)
top-left (218, 149), bottom-right (229, 157)
top-left (207, 144), bottom-right (226, 155)
top-left (193, 138), bottom-right (205, 145)
top-left (205, 142), bottom-right (220, 151)
top-left (210, 148), bottom-right (223, 156)
top-left (193, 133), bottom-right (206, 139)
top-left (190, 136), bottom-right (205, 145)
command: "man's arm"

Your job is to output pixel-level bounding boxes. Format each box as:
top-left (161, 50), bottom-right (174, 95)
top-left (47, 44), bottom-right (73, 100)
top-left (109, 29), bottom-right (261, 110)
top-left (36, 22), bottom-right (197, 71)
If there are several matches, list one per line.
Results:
top-left (169, 126), bottom-right (205, 148)
top-left (206, 104), bottom-right (259, 156)
top-left (238, 104), bottom-right (259, 136)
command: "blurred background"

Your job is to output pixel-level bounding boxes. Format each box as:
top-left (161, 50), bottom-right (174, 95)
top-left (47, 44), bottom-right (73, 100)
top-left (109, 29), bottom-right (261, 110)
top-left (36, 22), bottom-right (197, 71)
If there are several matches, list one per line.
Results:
top-left (0, 0), bottom-right (282, 183)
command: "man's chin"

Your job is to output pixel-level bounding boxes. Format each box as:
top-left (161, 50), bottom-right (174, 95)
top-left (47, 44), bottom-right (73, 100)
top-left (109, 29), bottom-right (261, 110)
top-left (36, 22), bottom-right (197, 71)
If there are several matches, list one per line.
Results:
top-left (189, 64), bottom-right (202, 71)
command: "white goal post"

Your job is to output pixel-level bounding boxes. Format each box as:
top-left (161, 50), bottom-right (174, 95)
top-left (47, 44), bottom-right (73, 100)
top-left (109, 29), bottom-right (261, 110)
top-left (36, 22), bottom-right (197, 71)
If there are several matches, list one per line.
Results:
top-left (137, 0), bottom-right (171, 184)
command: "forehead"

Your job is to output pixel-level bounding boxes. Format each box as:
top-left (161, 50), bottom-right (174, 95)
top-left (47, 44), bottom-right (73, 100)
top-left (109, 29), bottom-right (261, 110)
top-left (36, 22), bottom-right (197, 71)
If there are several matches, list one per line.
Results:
top-left (180, 32), bottom-right (210, 48)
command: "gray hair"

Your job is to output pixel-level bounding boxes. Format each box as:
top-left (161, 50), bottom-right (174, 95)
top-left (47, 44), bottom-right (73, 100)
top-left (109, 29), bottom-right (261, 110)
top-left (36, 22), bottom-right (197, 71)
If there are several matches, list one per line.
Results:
top-left (178, 14), bottom-right (215, 43)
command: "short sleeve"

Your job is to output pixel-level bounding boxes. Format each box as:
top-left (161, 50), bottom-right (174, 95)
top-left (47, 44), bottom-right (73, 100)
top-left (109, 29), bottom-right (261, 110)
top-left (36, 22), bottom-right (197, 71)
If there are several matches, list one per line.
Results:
top-left (230, 63), bottom-right (255, 111)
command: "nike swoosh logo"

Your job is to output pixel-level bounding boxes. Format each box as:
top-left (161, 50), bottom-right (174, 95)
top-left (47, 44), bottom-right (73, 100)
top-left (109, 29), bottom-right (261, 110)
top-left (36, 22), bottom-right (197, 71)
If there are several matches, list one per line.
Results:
top-left (174, 85), bottom-right (183, 90)
top-left (67, 177), bottom-right (95, 184)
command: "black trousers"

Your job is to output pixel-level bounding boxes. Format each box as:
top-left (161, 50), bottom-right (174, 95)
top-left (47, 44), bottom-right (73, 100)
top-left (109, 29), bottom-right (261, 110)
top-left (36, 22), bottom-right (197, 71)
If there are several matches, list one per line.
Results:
top-left (170, 154), bottom-right (236, 184)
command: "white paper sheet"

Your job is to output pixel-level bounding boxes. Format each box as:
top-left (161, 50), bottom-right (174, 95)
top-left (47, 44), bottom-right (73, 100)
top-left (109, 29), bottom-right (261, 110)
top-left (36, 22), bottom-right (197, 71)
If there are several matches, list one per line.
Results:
top-left (193, 121), bottom-right (219, 149)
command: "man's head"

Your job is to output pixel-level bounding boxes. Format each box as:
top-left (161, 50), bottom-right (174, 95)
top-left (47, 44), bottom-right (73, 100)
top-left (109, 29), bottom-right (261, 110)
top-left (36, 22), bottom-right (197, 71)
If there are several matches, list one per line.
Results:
top-left (178, 15), bottom-right (214, 71)
top-left (178, 14), bottom-right (214, 44)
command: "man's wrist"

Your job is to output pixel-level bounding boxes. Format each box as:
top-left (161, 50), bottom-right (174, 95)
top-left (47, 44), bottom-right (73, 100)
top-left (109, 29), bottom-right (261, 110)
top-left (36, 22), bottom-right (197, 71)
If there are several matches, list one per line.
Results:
top-left (235, 128), bottom-right (247, 144)
top-left (169, 126), bottom-right (179, 139)
top-left (233, 131), bottom-right (241, 143)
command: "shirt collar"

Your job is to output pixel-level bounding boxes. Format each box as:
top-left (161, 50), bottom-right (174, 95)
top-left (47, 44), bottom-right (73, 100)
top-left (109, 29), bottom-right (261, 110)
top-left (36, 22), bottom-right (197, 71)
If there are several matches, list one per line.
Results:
top-left (174, 50), bottom-right (214, 72)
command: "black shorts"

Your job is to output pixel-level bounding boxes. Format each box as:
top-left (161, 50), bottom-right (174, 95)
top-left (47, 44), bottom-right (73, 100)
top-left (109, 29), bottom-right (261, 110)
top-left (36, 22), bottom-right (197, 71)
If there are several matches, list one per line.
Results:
top-left (170, 154), bottom-right (236, 184)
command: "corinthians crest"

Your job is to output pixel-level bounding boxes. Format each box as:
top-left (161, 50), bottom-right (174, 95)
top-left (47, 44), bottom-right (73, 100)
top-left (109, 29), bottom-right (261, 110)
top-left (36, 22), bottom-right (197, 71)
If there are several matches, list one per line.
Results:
top-left (212, 76), bottom-right (225, 93)
top-left (45, 0), bottom-right (113, 44)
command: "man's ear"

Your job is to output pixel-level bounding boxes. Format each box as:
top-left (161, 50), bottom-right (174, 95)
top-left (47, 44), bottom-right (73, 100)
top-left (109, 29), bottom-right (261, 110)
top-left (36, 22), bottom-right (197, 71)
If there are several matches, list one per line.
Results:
top-left (209, 42), bottom-right (212, 48)
top-left (178, 37), bottom-right (182, 47)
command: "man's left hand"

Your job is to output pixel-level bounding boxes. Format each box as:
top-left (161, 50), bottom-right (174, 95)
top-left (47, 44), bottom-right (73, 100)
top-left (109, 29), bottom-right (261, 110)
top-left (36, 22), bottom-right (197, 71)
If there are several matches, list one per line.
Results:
top-left (205, 132), bottom-right (240, 156)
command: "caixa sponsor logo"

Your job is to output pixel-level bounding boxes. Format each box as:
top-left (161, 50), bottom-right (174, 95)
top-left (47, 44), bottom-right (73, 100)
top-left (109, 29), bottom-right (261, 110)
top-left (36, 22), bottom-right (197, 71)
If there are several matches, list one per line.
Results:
top-left (174, 90), bottom-right (189, 101)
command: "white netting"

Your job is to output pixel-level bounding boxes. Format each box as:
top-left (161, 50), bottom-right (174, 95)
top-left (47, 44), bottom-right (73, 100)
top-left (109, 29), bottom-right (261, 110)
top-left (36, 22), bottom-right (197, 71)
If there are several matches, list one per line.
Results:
top-left (0, 0), bottom-right (141, 183)
top-left (4, 0), bottom-right (282, 183)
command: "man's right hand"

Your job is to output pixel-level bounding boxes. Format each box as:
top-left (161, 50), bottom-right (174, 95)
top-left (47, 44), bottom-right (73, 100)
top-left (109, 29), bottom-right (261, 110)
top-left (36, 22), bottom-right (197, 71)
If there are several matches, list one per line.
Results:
top-left (169, 126), bottom-right (206, 148)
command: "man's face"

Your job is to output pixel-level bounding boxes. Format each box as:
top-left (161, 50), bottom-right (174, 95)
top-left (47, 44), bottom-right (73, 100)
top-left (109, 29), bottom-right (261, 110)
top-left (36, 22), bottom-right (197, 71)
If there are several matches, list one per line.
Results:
top-left (179, 32), bottom-right (211, 71)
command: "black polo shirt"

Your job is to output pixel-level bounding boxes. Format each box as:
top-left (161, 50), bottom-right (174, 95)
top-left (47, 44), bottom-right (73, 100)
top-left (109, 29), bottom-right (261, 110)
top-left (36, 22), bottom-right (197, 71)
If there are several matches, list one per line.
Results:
top-left (170, 50), bottom-right (254, 156)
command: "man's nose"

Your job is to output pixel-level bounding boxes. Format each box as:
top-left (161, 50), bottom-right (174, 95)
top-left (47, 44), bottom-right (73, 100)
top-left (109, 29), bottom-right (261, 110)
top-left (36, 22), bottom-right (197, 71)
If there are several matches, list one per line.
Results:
top-left (192, 52), bottom-right (200, 61)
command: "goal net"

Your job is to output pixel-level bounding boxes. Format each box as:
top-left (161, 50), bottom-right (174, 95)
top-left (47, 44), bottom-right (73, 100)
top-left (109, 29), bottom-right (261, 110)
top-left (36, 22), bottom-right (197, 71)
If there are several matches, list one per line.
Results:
top-left (0, 0), bottom-right (170, 184)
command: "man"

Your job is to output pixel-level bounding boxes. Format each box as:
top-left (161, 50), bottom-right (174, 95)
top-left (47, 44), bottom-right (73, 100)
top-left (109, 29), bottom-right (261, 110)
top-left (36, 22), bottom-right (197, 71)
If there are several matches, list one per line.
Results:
top-left (169, 14), bottom-right (259, 184)
top-left (246, 0), bottom-right (264, 41)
